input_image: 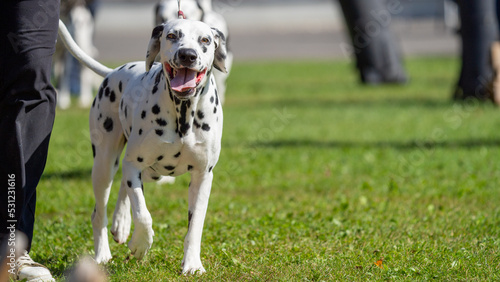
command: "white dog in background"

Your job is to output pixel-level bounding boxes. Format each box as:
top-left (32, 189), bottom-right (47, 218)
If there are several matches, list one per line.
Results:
top-left (54, 0), bottom-right (101, 109)
top-left (155, 0), bottom-right (232, 104)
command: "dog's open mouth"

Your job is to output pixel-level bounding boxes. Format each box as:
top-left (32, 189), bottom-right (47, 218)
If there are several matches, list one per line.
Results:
top-left (165, 63), bottom-right (206, 96)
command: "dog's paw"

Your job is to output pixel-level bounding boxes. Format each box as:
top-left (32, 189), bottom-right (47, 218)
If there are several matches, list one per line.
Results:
top-left (93, 227), bottom-right (112, 264)
top-left (95, 251), bottom-right (112, 264)
top-left (181, 257), bottom-right (206, 275)
top-left (127, 224), bottom-right (154, 260)
top-left (111, 207), bottom-right (131, 244)
top-left (94, 243), bottom-right (112, 264)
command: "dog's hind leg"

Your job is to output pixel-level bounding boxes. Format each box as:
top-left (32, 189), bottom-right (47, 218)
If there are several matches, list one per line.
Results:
top-left (111, 181), bottom-right (131, 244)
top-left (121, 160), bottom-right (154, 260)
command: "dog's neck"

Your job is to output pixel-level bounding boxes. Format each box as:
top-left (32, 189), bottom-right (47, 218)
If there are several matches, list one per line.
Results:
top-left (172, 94), bottom-right (197, 138)
top-left (160, 68), bottom-right (215, 139)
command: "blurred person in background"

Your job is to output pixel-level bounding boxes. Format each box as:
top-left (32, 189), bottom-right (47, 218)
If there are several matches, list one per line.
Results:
top-left (453, 0), bottom-right (498, 103)
top-left (338, 0), bottom-right (408, 85)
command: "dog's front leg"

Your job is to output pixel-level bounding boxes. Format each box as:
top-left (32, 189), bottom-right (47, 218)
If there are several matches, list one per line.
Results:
top-left (121, 161), bottom-right (154, 260)
top-left (182, 171), bottom-right (213, 275)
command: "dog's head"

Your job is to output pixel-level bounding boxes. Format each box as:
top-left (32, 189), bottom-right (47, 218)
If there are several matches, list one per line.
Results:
top-left (146, 19), bottom-right (227, 99)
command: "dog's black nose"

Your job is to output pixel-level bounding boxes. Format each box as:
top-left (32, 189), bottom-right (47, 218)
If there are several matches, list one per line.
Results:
top-left (178, 48), bottom-right (198, 66)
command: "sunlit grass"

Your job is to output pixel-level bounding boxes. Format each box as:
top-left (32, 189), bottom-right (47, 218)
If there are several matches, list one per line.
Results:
top-left (34, 57), bottom-right (500, 281)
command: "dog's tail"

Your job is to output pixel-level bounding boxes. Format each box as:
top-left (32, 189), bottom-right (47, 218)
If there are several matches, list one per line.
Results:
top-left (58, 19), bottom-right (112, 77)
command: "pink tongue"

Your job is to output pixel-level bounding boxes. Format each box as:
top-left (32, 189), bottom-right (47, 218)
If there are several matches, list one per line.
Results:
top-left (171, 68), bottom-right (197, 92)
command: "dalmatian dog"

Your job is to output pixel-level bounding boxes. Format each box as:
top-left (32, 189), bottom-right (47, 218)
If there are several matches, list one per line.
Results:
top-left (58, 16), bottom-right (227, 274)
top-left (155, 0), bottom-right (232, 104)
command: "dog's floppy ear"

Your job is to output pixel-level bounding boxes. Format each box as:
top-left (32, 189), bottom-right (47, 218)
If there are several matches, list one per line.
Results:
top-left (211, 28), bottom-right (228, 73)
top-left (146, 25), bottom-right (164, 72)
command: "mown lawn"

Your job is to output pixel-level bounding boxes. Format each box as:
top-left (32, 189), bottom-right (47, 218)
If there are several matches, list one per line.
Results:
top-left (33, 57), bottom-right (500, 281)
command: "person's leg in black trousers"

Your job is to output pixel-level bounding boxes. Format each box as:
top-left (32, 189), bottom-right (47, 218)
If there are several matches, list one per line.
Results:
top-left (338, 0), bottom-right (407, 85)
top-left (454, 0), bottom-right (498, 101)
top-left (0, 0), bottom-right (59, 280)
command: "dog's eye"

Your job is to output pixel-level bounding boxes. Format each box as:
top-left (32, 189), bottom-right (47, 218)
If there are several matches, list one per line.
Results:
top-left (167, 33), bottom-right (177, 40)
top-left (200, 37), bottom-right (210, 44)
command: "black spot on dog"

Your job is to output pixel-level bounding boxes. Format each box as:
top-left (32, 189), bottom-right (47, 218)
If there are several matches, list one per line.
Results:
top-left (138, 129), bottom-right (143, 135)
top-left (155, 129), bottom-right (164, 136)
top-left (118, 65), bottom-right (126, 71)
top-left (157, 155), bottom-right (164, 161)
top-left (180, 123), bottom-right (190, 136)
top-left (115, 157), bottom-right (119, 167)
top-left (164, 165), bottom-right (175, 171)
top-left (92, 144), bottom-right (96, 158)
top-left (92, 98), bottom-right (96, 108)
top-left (152, 176), bottom-right (160, 181)
top-left (156, 118), bottom-right (167, 126)
top-left (174, 152), bottom-right (181, 158)
top-left (169, 89), bottom-right (174, 101)
top-left (137, 157), bottom-right (143, 162)
top-left (128, 64), bottom-right (136, 69)
top-left (103, 117), bottom-right (113, 132)
top-left (138, 172), bottom-right (142, 180)
top-left (208, 166), bottom-right (213, 173)
top-left (102, 77), bottom-right (109, 88)
top-left (152, 71), bottom-right (162, 94)
top-left (104, 87), bottom-right (110, 97)
top-left (152, 104), bottom-right (161, 115)
top-left (191, 110), bottom-right (195, 117)
top-left (197, 110), bottom-right (204, 120)
top-left (110, 91), bottom-right (116, 102)
top-left (177, 101), bottom-right (192, 137)
top-left (201, 123), bottom-right (210, 131)
top-left (213, 107), bottom-right (217, 114)
top-left (118, 81), bottom-right (123, 92)
top-left (188, 211), bottom-right (193, 228)
top-left (127, 180), bottom-right (132, 188)
top-left (193, 120), bottom-right (201, 129)
top-left (187, 165), bottom-right (193, 171)
top-left (141, 111), bottom-right (146, 119)
top-left (124, 106), bottom-right (128, 118)
top-left (98, 87), bottom-right (104, 100)
top-left (216, 51), bottom-right (227, 61)
top-left (120, 100), bottom-right (124, 110)
top-left (174, 96), bottom-right (181, 105)
top-left (210, 96), bottom-right (214, 103)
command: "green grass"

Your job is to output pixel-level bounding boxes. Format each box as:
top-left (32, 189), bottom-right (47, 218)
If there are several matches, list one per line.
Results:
top-left (33, 57), bottom-right (500, 281)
